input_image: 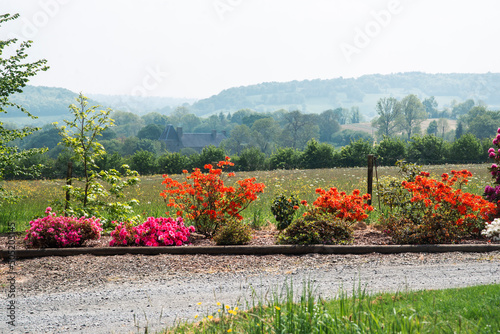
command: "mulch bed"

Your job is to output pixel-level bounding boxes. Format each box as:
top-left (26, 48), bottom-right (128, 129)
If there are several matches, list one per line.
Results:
top-left (2, 223), bottom-right (496, 251)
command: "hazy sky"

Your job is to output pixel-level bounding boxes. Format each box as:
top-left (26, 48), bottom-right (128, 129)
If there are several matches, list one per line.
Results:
top-left (2, 0), bottom-right (500, 99)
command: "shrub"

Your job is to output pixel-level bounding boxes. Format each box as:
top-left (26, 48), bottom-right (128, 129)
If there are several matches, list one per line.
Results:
top-left (277, 211), bottom-right (353, 245)
top-left (271, 193), bottom-right (301, 230)
top-left (384, 214), bottom-right (466, 244)
top-left (213, 219), bottom-right (253, 245)
top-left (382, 169), bottom-right (495, 244)
top-left (160, 157), bottom-right (265, 237)
top-left (311, 187), bottom-right (373, 222)
top-left (484, 127), bottom-right (500, 218)
top-left (24, 207), bottom-right (103, 248)
top-left (110, 216), bottom-right (195, 247)
top-left (482, 218), bottom-right (500, 241)
top-left (377, 160), bottom-right (422, 214)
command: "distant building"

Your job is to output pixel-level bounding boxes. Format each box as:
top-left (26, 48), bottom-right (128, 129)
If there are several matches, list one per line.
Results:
top-left (159, 124), bottom-right (227, 152)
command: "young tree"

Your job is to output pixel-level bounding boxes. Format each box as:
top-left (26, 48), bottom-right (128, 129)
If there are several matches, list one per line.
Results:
top-left (0, 13), bottom-right (49, 202)
top-left (55, 93), bottom-right (139, 226)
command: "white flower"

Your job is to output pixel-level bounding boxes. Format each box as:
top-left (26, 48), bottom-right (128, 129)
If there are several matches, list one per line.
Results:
top-left (482, 218), bottom-right (500, 241)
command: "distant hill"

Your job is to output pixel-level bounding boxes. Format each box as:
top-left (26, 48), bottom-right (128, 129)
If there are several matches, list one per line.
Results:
top-left (3, 86), bottom-right (195, 126)
top-left (191, 72), bottom-right (500, 118)
top-left (4, 72), bottom-right (500, 126)
top-left (86, 94), bottom-right (198, 115)
top-left (3, 86), bottom-right (101, 126)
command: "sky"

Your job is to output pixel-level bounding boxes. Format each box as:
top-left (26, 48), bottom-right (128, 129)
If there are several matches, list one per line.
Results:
top-left (2, 0), bottom-right (500, 100)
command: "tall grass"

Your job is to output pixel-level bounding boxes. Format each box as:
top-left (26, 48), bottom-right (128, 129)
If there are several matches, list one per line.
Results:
top-left (0, 163), bottom-right (492, 233)
top-left (163, 281), bottom-right (500, 333)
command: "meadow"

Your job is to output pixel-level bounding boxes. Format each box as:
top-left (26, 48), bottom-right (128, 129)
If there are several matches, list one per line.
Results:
top-left (0, 163), bottom-right (492, 233)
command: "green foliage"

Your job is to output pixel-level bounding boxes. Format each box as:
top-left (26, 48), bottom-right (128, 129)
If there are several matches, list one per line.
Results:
top-left (426, 119), bottom-right (438, 135)
top-left (190, 145), bottom-right (226, 169)
top-left (375, 136), bottom-right (406, 166)
top-left (213, 219), bottom-right (253, 245)
top-left (278, 110), bottom-right (319, 150)
top-left (462, 106), bottom-right (500, 139)
top-left (331, 129), bottom-right (373, 147)
top-left (54, 94), bottom-right (140, 229)
top-left (157, 152), bottom-right (189, 174)
top-left (318, 109), bottom-right (341, 142)
top-left (271, 193), bottom-right (300, 230)
top-left (235, 147), bottom-right (267, 171)
top-left (269, 147), bottom-right (301, 170)
top-left (371, 97), bottom-right (401, 138)
top-left (301, 139), bottom-right (335, 169)
top-left (338, 139), bottom-right (372, 167)
top-left (0, 13), bottom-right (49, 203)
top-left (137, 123), bottom-right (164, 140)
top-left (399, 94), bottom-right (427, 140)
top-left (407, 134), bottom-right (447, 164)
top-left (277, 211), bottom-right (353, 245)
top-left (131, 150), bottom-right (157, 175)
top-left (169, 282), bottom-right (500, 334)
top-left (383, 214), bottom-right (466, 244)
top-left (376, 160), bottom-right (421, 213)
top-left (58, 165), bottom-right (140, 230)
top-left (448, 133), bottom-right (482, 163)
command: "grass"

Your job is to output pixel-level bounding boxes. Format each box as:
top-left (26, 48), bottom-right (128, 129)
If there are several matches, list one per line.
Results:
top-left (0, 163), bottom-right (492, 233)
top-left (160, 281), bottom-right (500, 333)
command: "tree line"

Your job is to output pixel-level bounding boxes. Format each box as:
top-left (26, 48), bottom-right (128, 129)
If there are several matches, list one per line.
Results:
top-left (6, 90), bottom-right (500, 180)
top-left (5, 131), bottom-right (492, 180)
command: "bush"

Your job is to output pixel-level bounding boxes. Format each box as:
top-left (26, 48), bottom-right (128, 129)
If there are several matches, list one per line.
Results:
top-left (24, 207), bottom-right (103, 248)
top-left (375, 136), bottom-right (406, 166)
top-left (381, 169), bottom-right (495, 244)
top-left (160, 157), bottom-right (265, 237)
top-left (338, 139), bottom-right (373, 167)
top-left (213, 219), bottom-right (253, 245)
top-left (383, 214), bottom-right (467, 244)
top-left (277, 211), bottom-right (352, 245)
top-left (270, 193), bottom-right (301, 230)
top-left (484, 127), bottom-right (500, 218)
top-left (301, 139), bottom-right (335, 169)
top-left (482, 218), bottom-right (500, 241)
top-left (235, 147), bottom-right (267, 171)
top-left (269, 147), bottom-right (301, 170)
top-left (312, 187), bottom-right (373, 222)
top-left (110, 216), bottom-right (195, 247)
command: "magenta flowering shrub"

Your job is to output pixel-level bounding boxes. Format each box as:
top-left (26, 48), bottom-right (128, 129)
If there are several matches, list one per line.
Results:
top-left (24, 207), bottom-right (103, 248)
top-left (110, 216), bottom-right (195, 247)
top-left (485, 127), bottom-right (500, 219)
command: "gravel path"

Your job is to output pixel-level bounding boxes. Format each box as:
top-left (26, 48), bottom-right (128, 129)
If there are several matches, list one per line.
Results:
top-left (2, 251), bottom-right (500, 333)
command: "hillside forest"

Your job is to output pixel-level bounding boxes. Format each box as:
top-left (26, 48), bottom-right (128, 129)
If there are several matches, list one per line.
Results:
top-left (4, 90), bottom-right (499, 180)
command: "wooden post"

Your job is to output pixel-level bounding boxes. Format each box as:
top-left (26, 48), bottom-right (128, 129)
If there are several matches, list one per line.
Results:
top-left (65, 161), bottom-right (73, 215)
top-left (367, 154), bottom-right (374, 206)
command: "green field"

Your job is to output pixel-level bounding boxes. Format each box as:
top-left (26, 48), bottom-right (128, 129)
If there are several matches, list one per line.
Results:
top-left (0, 163), bottom-right (492, 233)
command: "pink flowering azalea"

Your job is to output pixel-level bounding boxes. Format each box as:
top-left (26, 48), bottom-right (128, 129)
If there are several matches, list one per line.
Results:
top-left (110, 216), bottom-right (195, 247)
top-left (25, 208), bottom-right (102, 248)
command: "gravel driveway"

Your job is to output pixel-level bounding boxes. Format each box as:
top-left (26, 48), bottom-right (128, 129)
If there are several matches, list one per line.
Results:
top-left (2, 251), bottom-right (500, 333)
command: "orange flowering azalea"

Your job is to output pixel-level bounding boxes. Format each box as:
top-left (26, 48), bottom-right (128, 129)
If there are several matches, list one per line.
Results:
top-left (310, 187), bottom-right (373, 222)
top-left (160, 158), bottom-right (265, 236)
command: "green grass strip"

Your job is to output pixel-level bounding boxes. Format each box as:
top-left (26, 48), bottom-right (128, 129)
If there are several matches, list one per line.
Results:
top-left (162, 283), bottom-right (500, 334)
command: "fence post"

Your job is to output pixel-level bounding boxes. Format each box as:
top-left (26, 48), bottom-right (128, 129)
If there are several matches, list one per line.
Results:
top-left (65, 161), bottom-right (73, 216)
top-left (367, 154), bottom-right (374, 206)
